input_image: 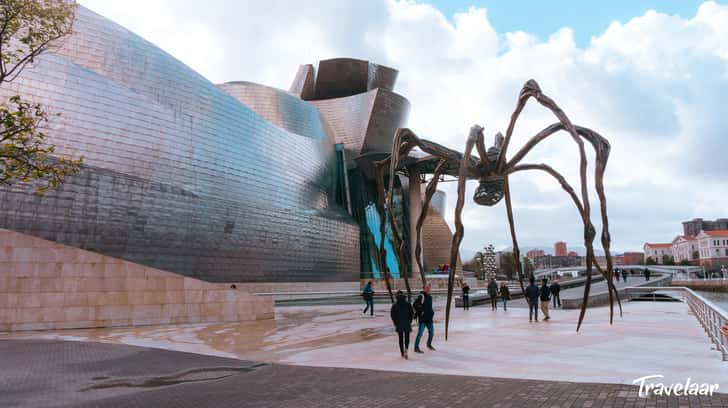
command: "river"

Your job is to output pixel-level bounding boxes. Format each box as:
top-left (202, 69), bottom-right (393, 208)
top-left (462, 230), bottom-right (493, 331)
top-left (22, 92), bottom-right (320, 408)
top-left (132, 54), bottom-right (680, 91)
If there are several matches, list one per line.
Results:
top-left (696, 290), bottom-right (728, 314)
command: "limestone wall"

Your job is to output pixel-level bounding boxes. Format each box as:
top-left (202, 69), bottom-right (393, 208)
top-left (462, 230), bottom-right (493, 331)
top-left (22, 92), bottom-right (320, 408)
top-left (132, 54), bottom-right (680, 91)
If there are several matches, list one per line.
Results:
top-left (0, 229), bottom-right (273, 332)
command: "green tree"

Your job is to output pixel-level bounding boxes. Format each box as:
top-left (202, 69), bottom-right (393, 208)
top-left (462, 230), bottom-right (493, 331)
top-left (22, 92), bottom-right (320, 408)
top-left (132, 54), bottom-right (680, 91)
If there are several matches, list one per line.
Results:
top-left (521, 256), bottom-right (534, 278)
top-left (645, 256), bottom-right (657, 265)
top-left (0, 0), bottom-right (81, 193)
top-left (662, 254), bottom-right (675, 266)
top-left (499, 252), bottom-right (517, 280)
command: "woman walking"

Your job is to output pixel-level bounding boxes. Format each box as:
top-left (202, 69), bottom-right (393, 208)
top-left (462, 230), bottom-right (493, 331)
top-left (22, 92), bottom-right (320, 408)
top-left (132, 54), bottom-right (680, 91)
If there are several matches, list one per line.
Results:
top-left (390, 290), bottom-right (414, 359)
top-left (500, 282), bottom-right (511, 311)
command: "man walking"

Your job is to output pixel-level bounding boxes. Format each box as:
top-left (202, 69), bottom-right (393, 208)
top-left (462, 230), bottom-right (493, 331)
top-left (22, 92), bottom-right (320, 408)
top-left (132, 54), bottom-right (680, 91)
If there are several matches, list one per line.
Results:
top-left (414, 284), bottom-right (436, 353)
top-left (540, 278), bottom-right (551, 321)
top-left (623, 270), bottom-right (628, 283)
top-left (487, 278), bottom-right (499, 311)
top-left (462, 281), bottom-right (470, 310)
top-left (551, 279), bottom-right (561, 308)
top-left (362, 281), bottom-right (374, 316)
top-left (526, 277), bottom-right (540, 322)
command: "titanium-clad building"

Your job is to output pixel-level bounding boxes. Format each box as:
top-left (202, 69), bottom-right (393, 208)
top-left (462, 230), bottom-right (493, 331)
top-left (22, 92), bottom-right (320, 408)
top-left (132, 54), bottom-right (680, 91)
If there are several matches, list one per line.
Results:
top-left (0, 6), bottom-right (456, 284)
top-left (0, 7), bottom-right (430, 282)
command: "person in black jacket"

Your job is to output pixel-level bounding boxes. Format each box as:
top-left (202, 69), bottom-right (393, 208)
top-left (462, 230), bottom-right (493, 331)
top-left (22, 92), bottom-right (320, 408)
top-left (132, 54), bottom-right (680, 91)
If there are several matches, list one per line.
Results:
top-left (413, 284), bottom-right (436, 353)
top-left (487, 278), bottom-right (499, 311)
top-left (499, 282), bottom-right (510, 311)
top-left (462, 282), bottom-right (470, 310)
top-left (540, 278), bottom-right (551, 321)
top-left (551, 280), bottom-right (561, 308)
top-left (526, 277), bottom-right (540, 322)
top-left (390, 290), bottom-right (414, 359)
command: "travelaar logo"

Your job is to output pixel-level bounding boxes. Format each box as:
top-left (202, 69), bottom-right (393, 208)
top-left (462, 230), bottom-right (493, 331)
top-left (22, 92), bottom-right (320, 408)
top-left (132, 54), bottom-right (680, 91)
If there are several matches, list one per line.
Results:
top-left (632, 375), bottom-right (719, 397)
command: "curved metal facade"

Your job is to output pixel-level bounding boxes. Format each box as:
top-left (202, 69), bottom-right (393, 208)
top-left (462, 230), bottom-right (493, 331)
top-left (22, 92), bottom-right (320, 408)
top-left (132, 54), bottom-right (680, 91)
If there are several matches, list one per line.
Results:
top-left (0, 7), bottom-right (359, 282)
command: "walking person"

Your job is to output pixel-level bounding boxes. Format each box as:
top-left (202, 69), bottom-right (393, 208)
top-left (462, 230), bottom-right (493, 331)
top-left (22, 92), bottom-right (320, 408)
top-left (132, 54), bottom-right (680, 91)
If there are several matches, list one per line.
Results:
top-left (390, 290), bottom-right (414, 359)
top-left (499, 282), bottom-right (510, 311)
top-left (551, 279), bottom-right (561, 308)
top-left (540, 278), bottom-right (551, 321)
top-left (526, 277), bottom-right (540, 322)
top-left (462, 281), bottom-right (470, 310)
top-left (614, 269), bottom-right (620, 282)
top-left (623, 270), bottom-right (628, 283)
top-left (362, 281), bottom-right (374, 316)
top-left (487, 278), bottom-right (499, 311)
top-left (644, 268), bottom-right (651, 281)
top-left (413, 284), bottom-right (436, 353)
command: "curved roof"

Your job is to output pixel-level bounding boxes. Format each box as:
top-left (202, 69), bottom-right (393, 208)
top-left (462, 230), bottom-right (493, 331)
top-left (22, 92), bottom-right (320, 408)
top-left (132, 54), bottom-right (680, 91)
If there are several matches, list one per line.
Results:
top-left (217, 81), bottom-right (332, 142)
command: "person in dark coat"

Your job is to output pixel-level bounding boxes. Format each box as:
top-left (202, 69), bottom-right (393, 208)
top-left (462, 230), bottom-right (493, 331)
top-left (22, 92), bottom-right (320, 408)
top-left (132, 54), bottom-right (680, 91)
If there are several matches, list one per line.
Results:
top-left (499, 282), bottom-right (510, 311)
top-left (623, 270), bottom-right (628, 283)
top-left (390, 290), bottom-right (414, 359)
top-left (487, 278), bottom-right (499, 311)
top-left (550, 280), bottom-right (561, 308)
top-left (526, 277), bottom-right (540, 322)
top-left (462, 282), bottom-right (470, 310)
top-left (614, 269), bottom-right (620, 282)
top-left (540, 278), bottom-right (551, 321)
top-left (362, 281), bottom-right (374, 316)
top-left (414, 284), bottom-right (436, 353)
top-left (644, 268), bottom-right (651, 281)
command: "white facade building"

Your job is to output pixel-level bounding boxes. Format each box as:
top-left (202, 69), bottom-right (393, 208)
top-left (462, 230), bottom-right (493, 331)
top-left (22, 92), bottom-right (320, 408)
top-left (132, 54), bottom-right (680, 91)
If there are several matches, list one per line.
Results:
top-left (643, 243), bottom-right (673, 264)
top-left (671, 235), bottom-right (698, 263)
top-left (696, 230), bottom-right (728, 266)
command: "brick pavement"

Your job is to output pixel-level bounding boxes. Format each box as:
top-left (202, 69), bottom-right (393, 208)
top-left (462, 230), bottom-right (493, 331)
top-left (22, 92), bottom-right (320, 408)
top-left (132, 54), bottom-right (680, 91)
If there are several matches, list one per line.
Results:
top-left (1, 339), bottom-right (725, 407)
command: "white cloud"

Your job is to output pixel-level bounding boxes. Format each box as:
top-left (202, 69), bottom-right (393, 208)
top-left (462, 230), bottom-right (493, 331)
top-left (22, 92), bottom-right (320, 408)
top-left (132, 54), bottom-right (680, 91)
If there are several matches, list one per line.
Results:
top-left (79, 0), bottom-right (728, 255)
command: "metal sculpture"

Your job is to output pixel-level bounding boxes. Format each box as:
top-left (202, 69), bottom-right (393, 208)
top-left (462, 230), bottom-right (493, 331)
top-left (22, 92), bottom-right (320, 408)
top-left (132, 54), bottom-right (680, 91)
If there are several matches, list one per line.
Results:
top-left (375, 79), bottom-right (621, 339)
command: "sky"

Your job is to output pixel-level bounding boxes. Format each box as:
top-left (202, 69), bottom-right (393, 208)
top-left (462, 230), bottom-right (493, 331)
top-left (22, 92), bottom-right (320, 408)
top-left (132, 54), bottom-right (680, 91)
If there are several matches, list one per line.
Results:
top-left (79, 0), bottom-right (728, 258)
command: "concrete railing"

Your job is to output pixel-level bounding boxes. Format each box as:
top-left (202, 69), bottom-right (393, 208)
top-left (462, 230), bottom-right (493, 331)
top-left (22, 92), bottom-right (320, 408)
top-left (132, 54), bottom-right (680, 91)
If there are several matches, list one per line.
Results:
top-left (560, 274), bottom-right (672, 310)
top-left (625, 286), bottom-right (728, 361)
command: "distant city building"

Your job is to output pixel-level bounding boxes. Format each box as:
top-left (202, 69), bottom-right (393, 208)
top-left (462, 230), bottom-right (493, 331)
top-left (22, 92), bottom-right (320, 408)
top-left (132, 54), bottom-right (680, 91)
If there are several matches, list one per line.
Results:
top-left (567, 251), bottom-right (578, 257)
top-left (622, 252), bottom-right (645, 265)
top-left (643, 218), bottom-right (727, 268)
top-left (526, 249), bottom-right (545, 259)
top-left (682, 218), bottom-right (728, 237)
top-left (643, 243), bottom-right (673, 264)
top-left (534, 255), bottom-right (581, 269)
top-left (696, 230), bottom-right (728, 267)
top-left (554, 241), bottom-right (568, 257)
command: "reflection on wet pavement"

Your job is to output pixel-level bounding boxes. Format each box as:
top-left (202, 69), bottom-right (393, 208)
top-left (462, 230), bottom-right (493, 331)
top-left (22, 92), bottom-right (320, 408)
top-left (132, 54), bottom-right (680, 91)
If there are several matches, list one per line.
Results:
top-left (0, 304), bottom-right (401, 362)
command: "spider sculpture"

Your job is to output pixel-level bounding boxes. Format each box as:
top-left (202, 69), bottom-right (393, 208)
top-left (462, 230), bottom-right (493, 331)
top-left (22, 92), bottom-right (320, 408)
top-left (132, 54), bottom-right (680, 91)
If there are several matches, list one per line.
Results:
top-left (375, 80), bottom-right (621, 340)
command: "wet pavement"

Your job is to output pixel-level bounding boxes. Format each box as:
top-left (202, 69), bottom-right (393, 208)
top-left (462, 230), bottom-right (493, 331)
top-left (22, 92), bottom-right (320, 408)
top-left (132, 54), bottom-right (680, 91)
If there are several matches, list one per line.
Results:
top-left (2, 339), bottom-right (727, 407)
top-left (2, 299), bottom-right (727, 389)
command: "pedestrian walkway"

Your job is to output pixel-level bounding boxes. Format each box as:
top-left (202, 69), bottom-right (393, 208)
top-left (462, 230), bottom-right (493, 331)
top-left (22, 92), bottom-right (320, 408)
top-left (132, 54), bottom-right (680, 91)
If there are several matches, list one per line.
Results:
top-left (2, 300), bottom-right (726, 388)
top-left (1, 340), bottom-right (726, 407)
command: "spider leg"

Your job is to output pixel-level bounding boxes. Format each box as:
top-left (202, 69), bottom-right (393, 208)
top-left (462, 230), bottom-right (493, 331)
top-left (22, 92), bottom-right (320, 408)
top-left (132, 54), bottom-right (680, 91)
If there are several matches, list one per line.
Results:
top-left (506, 124), bottom-right (622, 319)
top-left (414, 160), bottom-right (447, 287)
top-left (503, 177), bottom-right (526, 297)
top-left (506, 163), bottom-right (595, 331)
top-left (386, 132), bottom-right (413, 300)
top-left (445, 127), bottom-right (480, 341)
top-left (374, 160), bottom-right (395, 303)
top-left (500, 80), bottom-right (615, 329)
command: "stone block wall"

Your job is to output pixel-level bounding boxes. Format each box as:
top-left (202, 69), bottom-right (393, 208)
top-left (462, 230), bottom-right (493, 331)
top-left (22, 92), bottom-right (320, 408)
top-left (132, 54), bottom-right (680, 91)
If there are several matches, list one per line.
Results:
top-left (0, 229), bottom-right (273, 332)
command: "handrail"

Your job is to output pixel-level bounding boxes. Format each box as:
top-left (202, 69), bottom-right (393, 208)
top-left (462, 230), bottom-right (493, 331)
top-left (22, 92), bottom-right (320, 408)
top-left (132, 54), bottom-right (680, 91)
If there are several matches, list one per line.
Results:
top-left (625, 286), bottom-right (728, 361)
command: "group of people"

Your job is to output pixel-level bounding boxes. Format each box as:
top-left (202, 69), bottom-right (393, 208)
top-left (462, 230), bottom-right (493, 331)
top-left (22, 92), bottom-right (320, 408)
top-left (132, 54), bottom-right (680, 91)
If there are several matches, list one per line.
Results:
top-left (364, 275), bottom-right (568, 359)
top-left (525, 277), bottom-right (560, 322)
top-left (362, 281), bottom-right (437, 359)
top-left (389, 284), bottom-right (437, 359)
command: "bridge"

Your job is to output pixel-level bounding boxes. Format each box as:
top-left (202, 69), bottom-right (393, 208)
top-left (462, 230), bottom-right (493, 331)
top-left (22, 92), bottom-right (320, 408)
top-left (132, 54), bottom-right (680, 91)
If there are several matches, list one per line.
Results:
top-left (533, 264), bottom-right (702, 279)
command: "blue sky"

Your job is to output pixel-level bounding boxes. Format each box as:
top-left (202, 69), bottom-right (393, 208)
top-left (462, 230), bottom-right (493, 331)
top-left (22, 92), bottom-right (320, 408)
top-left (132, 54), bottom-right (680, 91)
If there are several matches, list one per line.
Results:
top-left (432, 0), bottom-right (714, 47)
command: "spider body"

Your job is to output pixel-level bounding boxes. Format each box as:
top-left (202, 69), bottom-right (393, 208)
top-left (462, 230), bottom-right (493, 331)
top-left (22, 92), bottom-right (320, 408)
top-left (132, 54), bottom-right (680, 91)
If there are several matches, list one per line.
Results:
top-left (375, 79), bottom-right (621, 340)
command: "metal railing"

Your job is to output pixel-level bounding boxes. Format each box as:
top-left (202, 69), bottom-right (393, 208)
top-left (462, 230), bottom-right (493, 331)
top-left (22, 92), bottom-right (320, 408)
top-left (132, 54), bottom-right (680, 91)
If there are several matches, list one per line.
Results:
top-left (625, 286), bottom-right (728, 361)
